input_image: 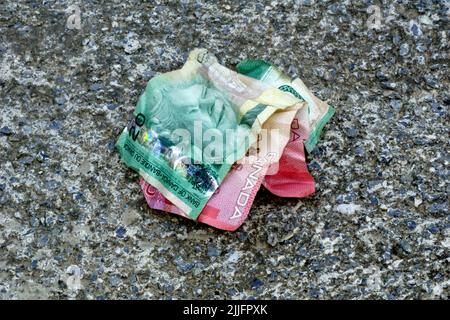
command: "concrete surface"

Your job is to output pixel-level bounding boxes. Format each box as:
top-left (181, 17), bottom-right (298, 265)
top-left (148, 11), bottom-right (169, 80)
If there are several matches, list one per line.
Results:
top-left (0, 0), bottom-right (448, 299)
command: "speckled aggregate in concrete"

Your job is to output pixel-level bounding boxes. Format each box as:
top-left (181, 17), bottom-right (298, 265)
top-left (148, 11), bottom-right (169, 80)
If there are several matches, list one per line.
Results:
top-left (0, 0), bottom-right (449, 299)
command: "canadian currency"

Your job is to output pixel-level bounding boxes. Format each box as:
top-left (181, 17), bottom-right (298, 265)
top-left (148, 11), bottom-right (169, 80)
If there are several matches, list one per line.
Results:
top-left (116, 49), bottom-right (304, 219)
top-left (140, 58), bottom-right (334, 229)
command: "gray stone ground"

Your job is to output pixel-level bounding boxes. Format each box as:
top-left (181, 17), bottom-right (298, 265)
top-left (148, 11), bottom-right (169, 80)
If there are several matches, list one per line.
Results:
top-left (0, 0), bottom-right (448, 299)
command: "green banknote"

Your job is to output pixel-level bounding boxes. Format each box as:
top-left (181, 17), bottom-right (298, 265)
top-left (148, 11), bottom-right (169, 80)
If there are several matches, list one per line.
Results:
top-left (116, 49), bottom-right (302, 219)
top-left (237, 60), bottom-right (334, 152)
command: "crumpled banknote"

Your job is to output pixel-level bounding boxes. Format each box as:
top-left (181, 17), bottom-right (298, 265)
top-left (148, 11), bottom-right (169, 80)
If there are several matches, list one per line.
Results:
top-left (116, 49), bottom-right (306, 219)
top-left (116, 49), bottom-right (333, 230)
top-left (140, 59), bottom-right (332, 230)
